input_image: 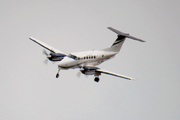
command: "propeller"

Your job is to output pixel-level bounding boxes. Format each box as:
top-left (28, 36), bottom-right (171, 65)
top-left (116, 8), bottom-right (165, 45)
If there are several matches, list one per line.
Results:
top-left (76, 69), bottom-right (88, 78)
top-left (43, 58), bottom-right (49, 65)
top-left (42, 49), bottom-right (51, 65)
top-left (76, 71), bottom-right (81, 78)
top-left (42, 49), bottom-right (48, 56)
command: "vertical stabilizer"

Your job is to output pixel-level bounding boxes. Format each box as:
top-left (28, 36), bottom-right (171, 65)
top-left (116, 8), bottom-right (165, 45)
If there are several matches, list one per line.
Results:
top-left (103, 35), bottom-right (126, 52)
top-left (102, 27), bottom-right (145, 52)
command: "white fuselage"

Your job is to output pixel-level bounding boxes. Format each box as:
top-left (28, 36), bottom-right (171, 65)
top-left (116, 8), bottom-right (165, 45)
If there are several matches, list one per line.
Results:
top-left (58, 50), bottom-right (117, 69)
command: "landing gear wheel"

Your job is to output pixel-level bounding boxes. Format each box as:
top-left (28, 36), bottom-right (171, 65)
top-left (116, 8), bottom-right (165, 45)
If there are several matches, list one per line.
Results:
top-left (94, 77), bottom-right (100, 82)
top-left (56, 73), bottom-right (59, 78)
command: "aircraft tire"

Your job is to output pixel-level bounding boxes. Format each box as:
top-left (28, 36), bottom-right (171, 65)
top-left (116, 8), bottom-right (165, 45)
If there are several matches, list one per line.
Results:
top-left (94, 77), bottom-right (100, 82)
top-left (56, 73), bottom-right (59, 78)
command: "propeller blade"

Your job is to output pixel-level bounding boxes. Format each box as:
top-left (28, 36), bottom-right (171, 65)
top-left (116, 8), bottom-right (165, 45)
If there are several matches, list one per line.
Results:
top-left (42, 49), bottom-right (48, 56)
top-left (76, 71), bottom-right (81, 78)
top-left (43, 58), bottom-right (48, 65)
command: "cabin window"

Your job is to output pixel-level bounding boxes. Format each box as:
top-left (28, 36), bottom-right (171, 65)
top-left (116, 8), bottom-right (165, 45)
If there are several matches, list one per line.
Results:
top-left (82, 56), bottom-right (97, 59)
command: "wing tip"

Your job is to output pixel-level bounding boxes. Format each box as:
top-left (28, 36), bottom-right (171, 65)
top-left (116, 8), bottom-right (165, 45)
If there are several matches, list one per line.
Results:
top-left (29, 37), bottom-right (35, 41)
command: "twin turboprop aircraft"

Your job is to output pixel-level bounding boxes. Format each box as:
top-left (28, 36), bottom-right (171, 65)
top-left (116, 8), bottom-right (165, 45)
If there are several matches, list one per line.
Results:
top-left (29, 27), bottom-right (145, 82)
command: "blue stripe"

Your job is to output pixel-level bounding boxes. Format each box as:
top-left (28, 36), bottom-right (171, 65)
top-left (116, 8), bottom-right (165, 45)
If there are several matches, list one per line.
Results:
top-left (112, 35), bottom-right (126, 46)
top-left (112, 39), bottom-right (124, 46)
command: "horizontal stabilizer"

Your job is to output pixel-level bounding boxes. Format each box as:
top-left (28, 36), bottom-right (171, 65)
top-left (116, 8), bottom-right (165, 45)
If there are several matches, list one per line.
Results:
top-left (107, 27), bottom-right (146, 42)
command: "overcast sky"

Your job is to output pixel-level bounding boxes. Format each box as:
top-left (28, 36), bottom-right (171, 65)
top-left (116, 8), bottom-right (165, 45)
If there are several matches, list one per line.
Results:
top-left (0, 0), bottom-right (180, 120)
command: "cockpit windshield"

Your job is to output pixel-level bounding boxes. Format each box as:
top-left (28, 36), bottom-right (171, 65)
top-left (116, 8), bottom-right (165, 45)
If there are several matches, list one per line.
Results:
top-left (67, 54), bottom-right (77, 60)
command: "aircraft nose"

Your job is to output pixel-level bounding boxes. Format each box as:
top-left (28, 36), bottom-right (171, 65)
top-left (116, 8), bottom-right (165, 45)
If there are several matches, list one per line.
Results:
top-left (58, 57), bottom-right (74, 67)
top-left (58, 60), bottom-right (67, 67)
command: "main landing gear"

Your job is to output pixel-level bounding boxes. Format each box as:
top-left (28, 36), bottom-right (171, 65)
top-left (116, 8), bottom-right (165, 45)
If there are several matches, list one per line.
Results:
top-left (94, 77), bottom-right (100, 82)
top-left (94, 72), bottom-right (100, 82)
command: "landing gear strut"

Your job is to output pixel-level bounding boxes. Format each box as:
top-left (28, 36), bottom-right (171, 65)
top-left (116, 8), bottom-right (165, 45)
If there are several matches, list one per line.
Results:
top-left (94, 77), bottom-right (100, 82)
top-left (56, 67), bottom-right (61, 78)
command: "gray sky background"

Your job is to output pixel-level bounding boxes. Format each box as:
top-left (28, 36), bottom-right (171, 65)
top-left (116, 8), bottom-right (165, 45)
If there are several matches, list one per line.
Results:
top-left (0, 0), bottom-right (180, 120)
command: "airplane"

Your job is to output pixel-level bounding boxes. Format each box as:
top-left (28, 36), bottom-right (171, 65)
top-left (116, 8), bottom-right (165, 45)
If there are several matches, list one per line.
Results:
top-left (29, 27), bottom-right (145, 82)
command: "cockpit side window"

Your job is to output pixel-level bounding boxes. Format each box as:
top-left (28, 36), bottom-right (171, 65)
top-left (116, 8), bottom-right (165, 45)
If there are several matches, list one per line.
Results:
top-left (68, 54), bottom-right (77, 60)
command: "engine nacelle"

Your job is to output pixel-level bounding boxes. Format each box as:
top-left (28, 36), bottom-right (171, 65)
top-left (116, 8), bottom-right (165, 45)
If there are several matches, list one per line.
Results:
top-left (80, 70), bottom-right (95, 75)
top-left (80, 67), bottom-right (100, 75)
top-left (49, 53), bottom-right (66, 61)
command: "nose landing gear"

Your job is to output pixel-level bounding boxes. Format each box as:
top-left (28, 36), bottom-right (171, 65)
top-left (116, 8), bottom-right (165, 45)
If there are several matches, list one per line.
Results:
top-left (56, 67), bottom-right (61, 78)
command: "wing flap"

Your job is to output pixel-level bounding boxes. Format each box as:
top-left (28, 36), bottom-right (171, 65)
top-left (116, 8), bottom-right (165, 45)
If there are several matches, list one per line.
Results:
top-left (96, 69), bottom-right (134, 81)
top-left (29, 37), bottom-right (66, 55)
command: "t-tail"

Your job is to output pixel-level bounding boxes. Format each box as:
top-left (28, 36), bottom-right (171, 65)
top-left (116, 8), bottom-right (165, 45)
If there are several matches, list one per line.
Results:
top-left (103, 27), bottom-right (145, 52)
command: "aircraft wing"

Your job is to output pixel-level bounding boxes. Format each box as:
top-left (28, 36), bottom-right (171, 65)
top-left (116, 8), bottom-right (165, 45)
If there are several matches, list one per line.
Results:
top-left (29, 37), bottom-right (67, 55)
top-left (96, 69), bottom-right (134, 81)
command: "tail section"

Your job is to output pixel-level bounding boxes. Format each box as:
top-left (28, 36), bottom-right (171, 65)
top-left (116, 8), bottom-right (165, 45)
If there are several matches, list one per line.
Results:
top-left (107, 27), bottom-right (145, 42)
top-left (103, 27), bottom-right (145, 52)
top-left (104, 35), bottom-right (126, 52)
